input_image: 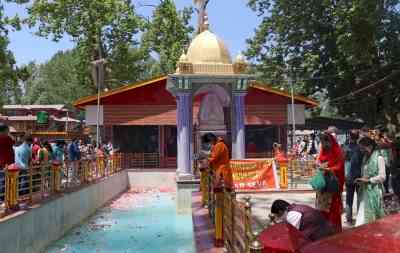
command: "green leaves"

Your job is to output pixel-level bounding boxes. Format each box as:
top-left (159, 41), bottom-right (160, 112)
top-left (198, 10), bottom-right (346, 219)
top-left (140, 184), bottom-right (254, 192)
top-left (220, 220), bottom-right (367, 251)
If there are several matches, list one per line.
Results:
top-left (23, 50), bottom-right (91, 105)
top-left (1, 0), bottom-right (193, 106)
top-left (247, 0), bottom-right (400, 129)
top-left (141, 0), bottom-right (194, 74)
top-left (0, 1), bottom-right (23, 107)
top-left (25, 0), bottom-right (143, 90)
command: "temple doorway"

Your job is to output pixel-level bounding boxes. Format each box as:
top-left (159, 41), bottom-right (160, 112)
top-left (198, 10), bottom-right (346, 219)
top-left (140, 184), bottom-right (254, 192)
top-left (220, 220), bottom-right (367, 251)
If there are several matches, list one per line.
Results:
top-left (193, 85), bottom-right (232, 158)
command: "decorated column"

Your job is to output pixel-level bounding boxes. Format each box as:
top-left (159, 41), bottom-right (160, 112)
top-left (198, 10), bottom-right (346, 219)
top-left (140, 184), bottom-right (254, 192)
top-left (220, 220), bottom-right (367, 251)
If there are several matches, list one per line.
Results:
top-left (232, 92), bottom-right (246, 159)
top-left (177, 92), bottom-right (193, 178)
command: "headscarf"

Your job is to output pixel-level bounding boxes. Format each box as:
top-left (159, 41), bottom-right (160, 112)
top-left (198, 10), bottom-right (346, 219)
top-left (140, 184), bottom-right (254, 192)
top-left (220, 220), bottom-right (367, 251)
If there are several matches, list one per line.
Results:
top-left (318, 133), bottom-right (345, 191)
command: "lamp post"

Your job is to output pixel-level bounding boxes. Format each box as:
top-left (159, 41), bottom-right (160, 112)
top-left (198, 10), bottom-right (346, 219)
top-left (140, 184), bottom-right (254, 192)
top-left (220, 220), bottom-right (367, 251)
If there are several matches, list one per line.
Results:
top-left (289, 76), bottom-right (296, 149)
top-left (91, 59), bottom-right (106, 149)
top-left (282, 69), bottom-right (297, 149)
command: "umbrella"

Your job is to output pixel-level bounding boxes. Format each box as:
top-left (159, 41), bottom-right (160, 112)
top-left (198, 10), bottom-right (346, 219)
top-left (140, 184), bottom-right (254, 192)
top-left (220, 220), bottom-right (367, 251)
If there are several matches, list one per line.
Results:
top-left (300, 214), bottom-right (400, 253)
top-left (259, 223), bottom-right (311, 253)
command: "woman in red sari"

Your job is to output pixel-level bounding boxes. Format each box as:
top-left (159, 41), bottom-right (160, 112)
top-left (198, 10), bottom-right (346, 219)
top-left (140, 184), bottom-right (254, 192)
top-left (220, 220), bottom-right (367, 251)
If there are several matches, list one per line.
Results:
top-left (317, 132), bottom-right (345, 232)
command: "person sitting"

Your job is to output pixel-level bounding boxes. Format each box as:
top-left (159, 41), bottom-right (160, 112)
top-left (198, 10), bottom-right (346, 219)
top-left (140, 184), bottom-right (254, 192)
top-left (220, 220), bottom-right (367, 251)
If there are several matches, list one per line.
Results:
top-left (270, 199), bottom-right (336, 242)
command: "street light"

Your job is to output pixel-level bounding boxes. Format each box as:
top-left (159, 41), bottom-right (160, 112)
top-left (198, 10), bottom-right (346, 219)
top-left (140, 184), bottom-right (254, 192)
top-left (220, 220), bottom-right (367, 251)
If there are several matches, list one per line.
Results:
top-left (282, 71), bottom-right (297, 149)
top-left (91, 59), bottom-right (106, 149)
top-left (289, 77), bottom-right (296, 150)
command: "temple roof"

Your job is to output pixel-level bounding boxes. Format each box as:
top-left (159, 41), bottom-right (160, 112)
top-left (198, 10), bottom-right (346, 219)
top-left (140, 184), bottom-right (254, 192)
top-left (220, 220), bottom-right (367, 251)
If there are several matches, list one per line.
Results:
top-left (187, 30), bottom-right (232, 64)
top-left (3, 104), bottom-right (66, 111)
top-left (73, 76), bottom-right (318, 109)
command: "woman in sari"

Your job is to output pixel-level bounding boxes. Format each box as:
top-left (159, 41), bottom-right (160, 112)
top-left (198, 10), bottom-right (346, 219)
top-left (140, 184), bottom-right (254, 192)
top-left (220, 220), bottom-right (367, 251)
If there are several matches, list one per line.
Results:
top-left (355, 137), bottom-right (386, 226)
top-left (317, 132), bottom-right (345, 232)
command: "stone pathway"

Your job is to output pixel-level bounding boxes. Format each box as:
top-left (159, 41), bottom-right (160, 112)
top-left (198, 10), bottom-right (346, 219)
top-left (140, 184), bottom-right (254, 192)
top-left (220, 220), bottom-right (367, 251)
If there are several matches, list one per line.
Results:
top-left (192, 192), bottom-right (223, 253)
top-left (237, 191), bottom-right (359, 230)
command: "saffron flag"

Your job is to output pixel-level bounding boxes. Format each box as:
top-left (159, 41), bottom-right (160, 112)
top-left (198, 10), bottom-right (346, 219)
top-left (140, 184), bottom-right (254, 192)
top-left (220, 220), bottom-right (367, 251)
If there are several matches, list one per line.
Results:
top-left (230, 159), bottom-right (279, 190)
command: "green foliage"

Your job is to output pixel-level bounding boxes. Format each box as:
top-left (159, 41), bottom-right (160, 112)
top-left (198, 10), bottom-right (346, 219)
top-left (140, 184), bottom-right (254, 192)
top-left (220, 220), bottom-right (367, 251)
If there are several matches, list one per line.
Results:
top-left (247, 0), bottom-right (400, 130)
top-left (0, 1), bottom-right (23, 107)
top-left (141, 0), bottom-right (194, 74)
top-left (22, 50), bottom-right (91, 105)
top-left (25, 0), bottom-right (143, 89)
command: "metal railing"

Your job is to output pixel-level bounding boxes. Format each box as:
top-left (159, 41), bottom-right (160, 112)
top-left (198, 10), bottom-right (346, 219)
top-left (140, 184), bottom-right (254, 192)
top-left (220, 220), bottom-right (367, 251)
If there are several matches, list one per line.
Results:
top-left (246, 152), bottom-right (273, 159)
top-left (201, 167), bottom-right (265, 253)
top-left (201, 158), bottom-right (318, 252)
top-left (287, 159), bottom-right (316, 189)
top-left (0, 153), bottom-right (123, 217)
top-left (120, 153), bottom-right (176, 169)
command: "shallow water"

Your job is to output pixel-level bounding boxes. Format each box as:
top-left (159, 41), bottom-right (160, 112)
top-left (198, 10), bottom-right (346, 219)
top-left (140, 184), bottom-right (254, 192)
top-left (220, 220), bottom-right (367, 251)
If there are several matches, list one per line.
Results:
top-left (46, 191), bottom-right (196, 253)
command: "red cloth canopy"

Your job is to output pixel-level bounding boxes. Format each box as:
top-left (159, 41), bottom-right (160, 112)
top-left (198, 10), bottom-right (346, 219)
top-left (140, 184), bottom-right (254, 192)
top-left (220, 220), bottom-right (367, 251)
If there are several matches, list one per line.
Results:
top-left (259, 223), bottom-right (311, 253)
top-left (300, 214), bottom-right (400, 253)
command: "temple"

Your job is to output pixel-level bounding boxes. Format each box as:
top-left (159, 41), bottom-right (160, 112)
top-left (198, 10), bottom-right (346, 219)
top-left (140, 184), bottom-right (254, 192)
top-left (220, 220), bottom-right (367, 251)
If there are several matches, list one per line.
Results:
top-left (73, 15), bottom-right (317, 179)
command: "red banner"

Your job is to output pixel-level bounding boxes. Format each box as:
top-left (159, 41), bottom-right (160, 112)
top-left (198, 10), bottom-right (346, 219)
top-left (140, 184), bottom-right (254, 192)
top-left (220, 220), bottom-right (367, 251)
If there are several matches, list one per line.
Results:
top-left (230, 159), bottom-right (278, 190)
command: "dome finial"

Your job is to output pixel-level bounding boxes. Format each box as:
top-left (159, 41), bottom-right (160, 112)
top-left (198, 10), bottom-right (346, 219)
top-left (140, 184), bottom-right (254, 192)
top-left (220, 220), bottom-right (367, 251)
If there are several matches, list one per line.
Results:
top-left (194, 0), bottom-right (211, 34)
top-left (201, 14), bottom-right (210, 32)
top-left (179, 49), bottom-right (188, 63)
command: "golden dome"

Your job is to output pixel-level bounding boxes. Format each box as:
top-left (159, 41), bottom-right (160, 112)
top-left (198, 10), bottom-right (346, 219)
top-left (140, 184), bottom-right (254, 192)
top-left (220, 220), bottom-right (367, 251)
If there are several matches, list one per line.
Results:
top-left (186, 30), bottom-right (232, 64)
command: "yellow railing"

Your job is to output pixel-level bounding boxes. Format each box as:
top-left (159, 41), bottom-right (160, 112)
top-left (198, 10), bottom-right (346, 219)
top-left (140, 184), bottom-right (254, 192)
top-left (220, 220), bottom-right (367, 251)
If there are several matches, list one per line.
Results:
top-left (203, 158), bottom-right (318, 252)
top-left (287, 159), bottom-right (316, 188)
top-left (220, 189), bottom-right (265, 253)
top-left (0, 153), bottom-right (123, 217)
top-left (202, 166), bottom-right (265, 252)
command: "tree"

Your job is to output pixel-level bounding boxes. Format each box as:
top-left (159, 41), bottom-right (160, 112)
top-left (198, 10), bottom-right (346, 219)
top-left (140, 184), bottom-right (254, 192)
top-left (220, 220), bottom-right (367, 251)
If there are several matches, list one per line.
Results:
top-left (0, 1), bottom-right (23, 107)
top-left (141, 0), bottom-right (194, 74)
top-left (22, 50), bottom-right (90, 105)
top-left (24, 0), bottom-right (144, 89)
top-left (247, 0), bottom-right (400, 131)
top-left (21, 47), bottom-right (164, 105)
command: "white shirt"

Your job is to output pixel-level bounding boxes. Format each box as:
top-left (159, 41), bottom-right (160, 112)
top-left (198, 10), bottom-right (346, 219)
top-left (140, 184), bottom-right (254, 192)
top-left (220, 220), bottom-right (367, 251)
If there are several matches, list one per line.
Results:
top-left (284, 211), bottom-right (303, 229)
top-left (368, 155), bottom-right (386, 184)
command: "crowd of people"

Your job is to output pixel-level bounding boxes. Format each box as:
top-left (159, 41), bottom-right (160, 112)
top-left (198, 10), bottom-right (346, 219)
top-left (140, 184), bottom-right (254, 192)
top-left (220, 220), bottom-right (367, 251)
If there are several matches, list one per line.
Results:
top-left (270, 125), bottom-right (400, 242)
top-left (0, 122), bottom-right (116, 206)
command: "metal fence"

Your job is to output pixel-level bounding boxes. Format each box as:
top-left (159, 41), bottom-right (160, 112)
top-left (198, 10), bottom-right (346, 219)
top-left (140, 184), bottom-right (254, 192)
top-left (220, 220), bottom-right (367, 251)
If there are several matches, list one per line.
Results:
top-left (202, 159), bottom-right (318, 252)
top-left (200, 167), bottom-right (265, 253)
top-left (246, 152), bottom-right (273, 159)
top-left (0, 153), bottom-right (123, 217)
top-left (276, 159), bottom-right (316, 190)
top-left (120, 153), bottom-right (177, 169)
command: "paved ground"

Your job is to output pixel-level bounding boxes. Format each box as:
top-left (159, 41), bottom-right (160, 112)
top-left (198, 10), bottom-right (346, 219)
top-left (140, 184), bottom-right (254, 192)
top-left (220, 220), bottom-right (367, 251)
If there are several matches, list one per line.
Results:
top-left (192, 192), bottom-right (223, 253)
top-left (236, 191), bottom-right (357, 230)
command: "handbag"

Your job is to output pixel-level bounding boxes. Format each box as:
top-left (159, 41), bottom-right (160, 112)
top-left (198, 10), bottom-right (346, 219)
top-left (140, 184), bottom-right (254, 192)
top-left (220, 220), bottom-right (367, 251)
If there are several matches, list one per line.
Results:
top-left (310, 169), bottom-right (326, 191)
top-left (324, 171), bottom-right (340, 193)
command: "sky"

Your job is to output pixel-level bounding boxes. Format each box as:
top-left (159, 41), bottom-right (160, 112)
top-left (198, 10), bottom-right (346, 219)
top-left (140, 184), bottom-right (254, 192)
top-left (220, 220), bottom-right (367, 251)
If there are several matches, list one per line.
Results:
top-left (4, 0), bottom-right (261, 66)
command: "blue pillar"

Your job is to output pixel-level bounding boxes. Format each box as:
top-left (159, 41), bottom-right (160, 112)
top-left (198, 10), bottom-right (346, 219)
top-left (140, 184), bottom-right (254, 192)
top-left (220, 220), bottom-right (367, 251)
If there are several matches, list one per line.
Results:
top-left (232, 93), bottom-right (246, 159)
top-left (177, 92), bottom-right (192, 177)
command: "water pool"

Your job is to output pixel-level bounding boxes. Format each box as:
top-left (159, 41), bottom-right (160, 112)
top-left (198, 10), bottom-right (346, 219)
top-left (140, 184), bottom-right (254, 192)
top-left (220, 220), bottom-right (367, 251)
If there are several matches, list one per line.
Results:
top-left (46, 191), bottom-right (196, 253)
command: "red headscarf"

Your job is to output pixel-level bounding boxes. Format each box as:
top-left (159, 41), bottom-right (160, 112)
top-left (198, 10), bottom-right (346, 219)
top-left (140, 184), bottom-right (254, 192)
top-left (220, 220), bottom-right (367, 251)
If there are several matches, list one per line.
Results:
top-left (318, 133), bottom-right (345, 191)
top-left (317, 133), bottom-right (345, 232)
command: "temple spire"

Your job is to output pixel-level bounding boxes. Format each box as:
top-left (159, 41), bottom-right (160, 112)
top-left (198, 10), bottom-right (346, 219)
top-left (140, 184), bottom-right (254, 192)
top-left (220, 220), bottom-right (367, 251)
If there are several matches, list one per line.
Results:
top-left (194, 0), bottom-right (210, 33)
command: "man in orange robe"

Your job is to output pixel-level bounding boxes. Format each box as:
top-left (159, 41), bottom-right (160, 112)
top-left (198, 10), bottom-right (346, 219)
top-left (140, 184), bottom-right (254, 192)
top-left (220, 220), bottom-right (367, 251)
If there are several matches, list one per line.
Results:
top-left (206, 134), bottom-right (232, 187)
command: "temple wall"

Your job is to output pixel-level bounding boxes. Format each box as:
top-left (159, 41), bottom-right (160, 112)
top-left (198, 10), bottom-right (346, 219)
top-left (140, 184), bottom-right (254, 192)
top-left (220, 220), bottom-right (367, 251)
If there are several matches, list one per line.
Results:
top-left (127, 169), bottom-right (177, 190)
top-left (0, 171), bottom-right (129, 253)
top-left (101, 104), bottom-right (287, 126)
